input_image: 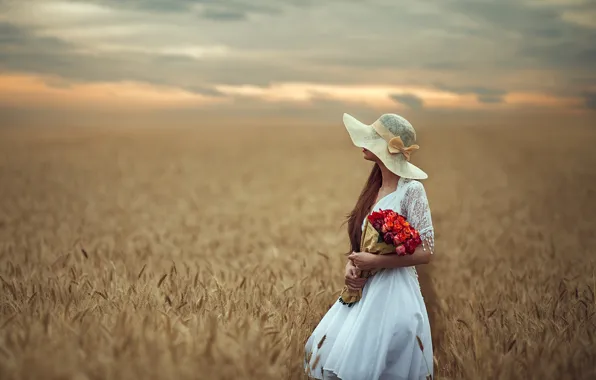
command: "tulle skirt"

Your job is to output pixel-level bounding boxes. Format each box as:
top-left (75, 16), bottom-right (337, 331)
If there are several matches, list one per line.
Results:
top-left (304, 267), bottom-right (433, 380)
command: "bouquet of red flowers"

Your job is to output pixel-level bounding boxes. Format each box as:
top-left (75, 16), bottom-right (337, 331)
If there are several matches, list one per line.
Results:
top-left (339, 209), bottom-right (422, 306)
top-left (368, 209), bottom-right (423, 255)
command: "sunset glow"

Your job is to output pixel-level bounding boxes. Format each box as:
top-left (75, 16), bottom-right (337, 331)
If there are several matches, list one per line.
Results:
top-left (0, 0), bottom-right (594, 126)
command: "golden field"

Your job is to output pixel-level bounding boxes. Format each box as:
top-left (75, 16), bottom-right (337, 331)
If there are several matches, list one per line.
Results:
top-left (0, 123), bottom-right (595, 380)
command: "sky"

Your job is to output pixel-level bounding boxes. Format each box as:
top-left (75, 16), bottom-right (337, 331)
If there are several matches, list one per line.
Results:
top-left (0, 0), bottom-right (595, 127)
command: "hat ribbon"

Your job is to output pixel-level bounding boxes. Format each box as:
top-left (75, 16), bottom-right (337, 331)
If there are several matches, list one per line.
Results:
top-left (371, 121), bottom-right (419, 162)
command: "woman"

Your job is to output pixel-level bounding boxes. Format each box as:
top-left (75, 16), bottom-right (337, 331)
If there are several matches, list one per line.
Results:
top-left (304, 113), bottom-right (435, 380)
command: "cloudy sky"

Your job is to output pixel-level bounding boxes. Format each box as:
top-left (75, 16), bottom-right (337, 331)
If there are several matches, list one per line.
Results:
top-left (0, 0), bottom-right (595, 127)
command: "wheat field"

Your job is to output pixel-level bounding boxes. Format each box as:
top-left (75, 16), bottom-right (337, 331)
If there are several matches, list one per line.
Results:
top-left (0, 123), bottom-right (595, 380)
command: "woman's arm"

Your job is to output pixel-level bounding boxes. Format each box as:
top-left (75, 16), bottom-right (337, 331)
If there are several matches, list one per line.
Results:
top-left (348, 246), bottom-right (431, 271)
top-left (349, 180), bottom-right (435, 271)
top-left (372, 246), bottom-right (431, 269)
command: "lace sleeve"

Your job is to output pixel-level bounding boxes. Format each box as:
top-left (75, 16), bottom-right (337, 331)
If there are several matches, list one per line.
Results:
top-left (404, 181), bottom-right (435, 254)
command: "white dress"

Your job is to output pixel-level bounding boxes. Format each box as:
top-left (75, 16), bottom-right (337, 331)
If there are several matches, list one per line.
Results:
top-left (304, 177), bottom-right (435, 380)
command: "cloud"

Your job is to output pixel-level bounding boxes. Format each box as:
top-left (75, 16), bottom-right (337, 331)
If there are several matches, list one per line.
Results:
top-left (522, 43), bottom-right (596, 70)
top-left (0, 0), bottom-right (594, 116)
top-left (0, 21), bottom-right (71, 50)
top-left (432, 0), bottom-right (596, 79)
top-left (182, 85), bottom-right (225, 97)
top-left (390, 94), bottom-right (424, 109)
top-left (477, 95), bottom-right (504, 104)
top-left (91, 0), bottom-right (284, 19)
top-left (0, 73), bottom-right (225, 109)
top-left (198, 0), bottom-right (283, 17)
top-left (561, 10), bottom-right (596, 29)
top-left (433, 84), bottom-right (507, 104)
top-left (200, 8), bottom-right (248, 21)
top-left (583, 92), bottom-right (596, 110)
top-left (434, 85), bottom-right (506, 96)
top-left (213, 83), bottom-right (482, 110)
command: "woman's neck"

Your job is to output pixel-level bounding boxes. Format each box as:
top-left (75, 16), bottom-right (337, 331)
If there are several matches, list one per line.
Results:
top-left (378, 162), bottom-right (400, 190)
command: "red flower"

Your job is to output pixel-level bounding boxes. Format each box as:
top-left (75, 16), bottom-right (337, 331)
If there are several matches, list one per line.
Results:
top-left (367, 209), bottom-right (422, 256)
top-left (382, 232), bottom-right (392, 244)
top-left (405, 239), bottom-right (418, 254)
top-left (396, 231), bottom-right (407, 242)
top-left (395, 244), bottom-right (406, 255)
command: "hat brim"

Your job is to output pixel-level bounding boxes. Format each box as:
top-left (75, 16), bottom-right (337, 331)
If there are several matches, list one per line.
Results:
top-left (342, 113), bottom-right (428, 180)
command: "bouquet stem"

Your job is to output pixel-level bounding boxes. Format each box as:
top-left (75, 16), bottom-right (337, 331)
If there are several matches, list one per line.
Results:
top-left (338, 269), bottom-right (374, 307)
top-left (338, 218), bottom-right (376, 306)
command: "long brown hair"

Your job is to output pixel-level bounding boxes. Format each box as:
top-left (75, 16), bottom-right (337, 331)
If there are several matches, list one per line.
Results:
top-left (345, 163), bottom-right (382, 254)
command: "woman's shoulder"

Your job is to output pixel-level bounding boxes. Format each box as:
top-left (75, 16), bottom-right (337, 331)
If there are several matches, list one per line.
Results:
top-left (401, 178), bottom-right (426, 193)
top-left (399, 179), bottom-right (429, 207)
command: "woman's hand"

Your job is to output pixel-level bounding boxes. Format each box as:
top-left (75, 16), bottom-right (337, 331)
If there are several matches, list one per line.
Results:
top-left (344, 260), bottom-right (366, 291)
top-left (347, 251), bottom-right (380, 271)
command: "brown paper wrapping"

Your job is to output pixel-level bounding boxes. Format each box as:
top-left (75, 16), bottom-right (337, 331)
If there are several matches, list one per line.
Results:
top-left (338, 219), bottom-right (396, 306)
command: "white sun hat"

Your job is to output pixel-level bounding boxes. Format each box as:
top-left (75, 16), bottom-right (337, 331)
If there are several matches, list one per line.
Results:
top-left (342, 112), bottom-right (428, 180)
